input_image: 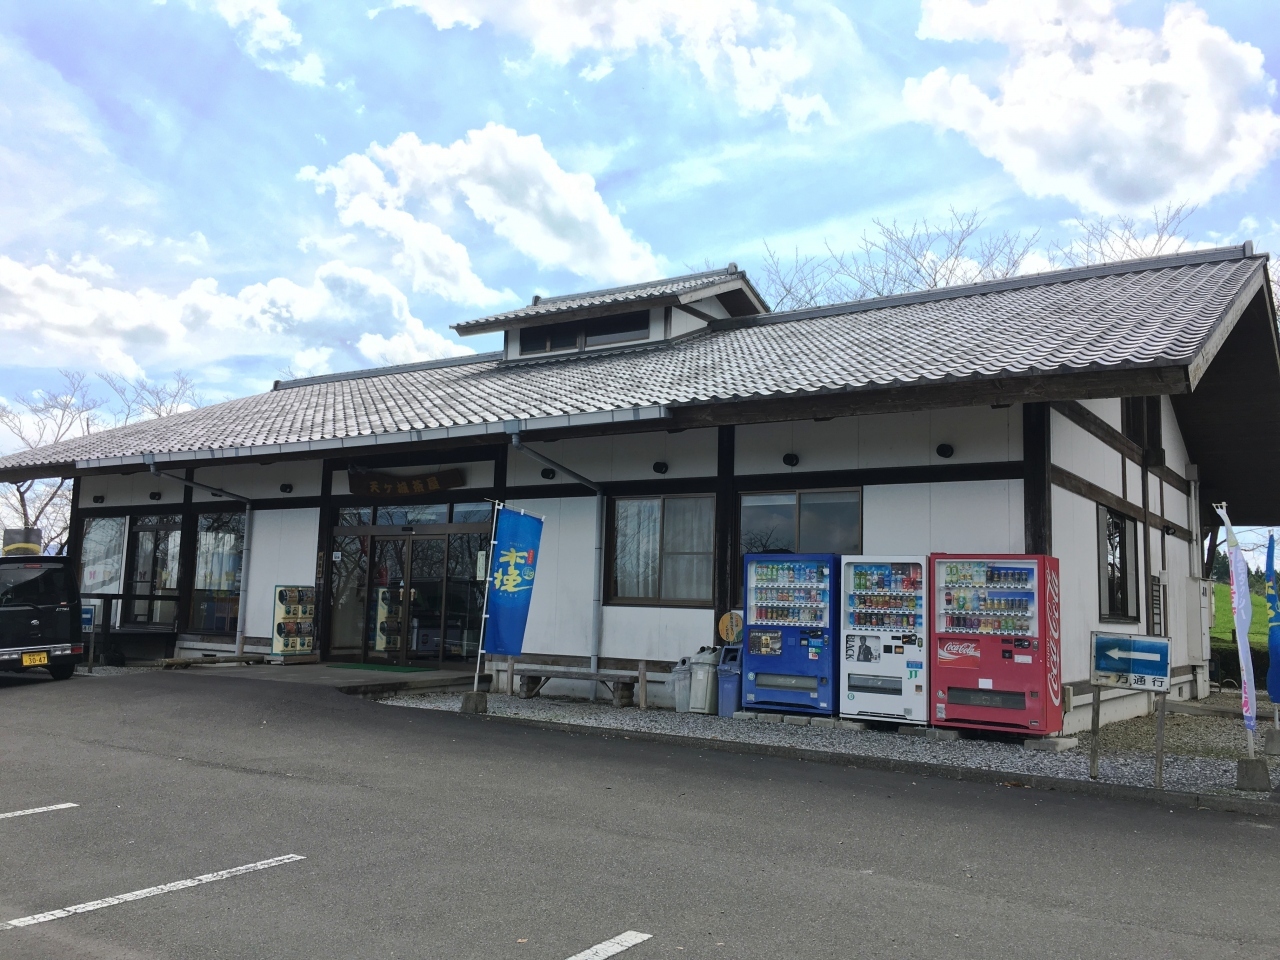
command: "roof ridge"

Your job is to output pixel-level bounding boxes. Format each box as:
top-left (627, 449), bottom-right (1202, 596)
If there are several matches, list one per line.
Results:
top-left (720, 243), bottom-right (1260, 331)
top-left (274, 351), bottom-right (502, 391)
top-left (535, 266), bottom-right (736, 306)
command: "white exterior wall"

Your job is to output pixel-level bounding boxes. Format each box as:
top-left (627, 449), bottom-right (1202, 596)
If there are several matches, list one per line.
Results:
top-left (511, 430), bottom-right (717, 485)
top-left (863, 481), bottom-right (1024, 555)
top-left (242, 508), bottom-right (320, 642)
top-left (80, 472), bottom-right (185, 508)
top-left (191, 461), bottom-right (322, 501)
top-left (509, 497), bottom-right (595, 658)
top-left (1049, 401), bottom-right (1203, 733)
top-left (735, 405), bottom-right (1022, 474)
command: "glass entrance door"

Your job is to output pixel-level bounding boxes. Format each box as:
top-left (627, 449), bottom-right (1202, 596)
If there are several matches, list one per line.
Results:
top-left (365, 535), bottom-right (447, 665)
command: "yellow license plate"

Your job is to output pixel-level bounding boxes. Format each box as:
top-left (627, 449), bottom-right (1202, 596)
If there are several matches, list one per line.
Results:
top-left (22, 652), bottom-right (48, 667)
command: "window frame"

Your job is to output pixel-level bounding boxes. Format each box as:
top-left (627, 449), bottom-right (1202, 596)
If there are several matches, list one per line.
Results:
top-left (734, 487), bottom-right (863, 607)
top-left (606, 493), bottom-right (716, 608)
top-left (1097, 504), bottom-right (1140, 622)
top-left (518, 310), bottom-right (652, 356)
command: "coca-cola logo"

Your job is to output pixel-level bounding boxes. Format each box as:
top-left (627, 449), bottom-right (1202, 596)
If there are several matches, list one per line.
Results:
top-left (938, 640), bottom-right (981, 667)
top-left (1046, 566), bottom-right (1061, 706)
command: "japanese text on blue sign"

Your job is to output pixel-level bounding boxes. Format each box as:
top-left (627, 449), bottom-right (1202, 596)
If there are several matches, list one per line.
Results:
top-left (482, 507), bottom-right (544, 657)
top-left (1091, 633), bottom-right (1171, 691)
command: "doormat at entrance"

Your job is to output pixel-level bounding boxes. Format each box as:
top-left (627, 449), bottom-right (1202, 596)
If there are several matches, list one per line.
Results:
top-left (327, 663), bottom-right (439, 673)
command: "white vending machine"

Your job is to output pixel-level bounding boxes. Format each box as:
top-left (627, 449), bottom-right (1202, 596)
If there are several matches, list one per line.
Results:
top-left (840, 556), bottom-right (929, 724)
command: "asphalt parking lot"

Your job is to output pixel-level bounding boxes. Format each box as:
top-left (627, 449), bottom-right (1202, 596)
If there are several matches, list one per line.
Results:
top-left (1, 667), bottom-right (1276, 959)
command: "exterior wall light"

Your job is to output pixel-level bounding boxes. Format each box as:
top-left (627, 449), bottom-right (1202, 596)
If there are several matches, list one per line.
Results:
top-left (279, 483), bottom-right (294, 493)
top-left (92, 495), bottom-right (105, 504)
top-left (540, 467), bottom-right (556, 480)
top-left (936, 444), bottom-right (955, 459)
top-left (782, 453), bottom-right (800, 467)
top-left (149, 491), bottom-right (162, 501)
top-left (652, 461), bottom-right (669, 474)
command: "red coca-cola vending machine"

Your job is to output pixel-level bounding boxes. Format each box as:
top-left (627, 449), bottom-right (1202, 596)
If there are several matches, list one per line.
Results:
top-left (929, 553), bottom-right (1062, 735)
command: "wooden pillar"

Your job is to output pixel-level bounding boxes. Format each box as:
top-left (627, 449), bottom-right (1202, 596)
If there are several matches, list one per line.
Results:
top-left (315, 462), bottom-right (335, 659)
top-left (713, 425), bottom-right (736, 639)
top-left (1022, 402), bottom-right (1052, 555)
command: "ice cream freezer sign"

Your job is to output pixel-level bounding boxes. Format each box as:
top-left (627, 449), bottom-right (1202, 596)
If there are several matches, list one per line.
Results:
top-left (1091, 633), bottom-right (1170, 691)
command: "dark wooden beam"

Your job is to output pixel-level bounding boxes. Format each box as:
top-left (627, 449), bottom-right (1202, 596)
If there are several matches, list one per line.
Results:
top-left (1024, 402), bottom-right (1052, 555)
top-left (1050, 464), bottom-right (1191, 541)
top-left (1049, 400), bottom-right (1142, 463)
top-left (713, 426), bottom-right (735, 632)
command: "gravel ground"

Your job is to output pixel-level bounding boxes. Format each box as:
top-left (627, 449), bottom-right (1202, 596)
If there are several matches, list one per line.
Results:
top-left (381, 692), bottom-right (1278, 799)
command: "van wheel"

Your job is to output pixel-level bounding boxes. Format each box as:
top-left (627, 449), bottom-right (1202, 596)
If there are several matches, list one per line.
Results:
top-left (46, 664), bottom-right (74, 681)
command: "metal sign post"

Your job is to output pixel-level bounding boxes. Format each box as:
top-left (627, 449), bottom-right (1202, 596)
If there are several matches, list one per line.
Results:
top-left (472, 503), bottom-right (502, 694)
top-left (1090, 632), bottom-right (1172, 788)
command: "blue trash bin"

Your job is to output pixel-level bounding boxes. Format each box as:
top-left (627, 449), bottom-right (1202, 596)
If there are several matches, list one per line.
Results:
top-left (717, 644), bottom-right (743, 717)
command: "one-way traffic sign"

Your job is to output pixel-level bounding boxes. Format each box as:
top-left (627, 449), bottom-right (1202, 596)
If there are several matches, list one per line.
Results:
top-left (1092, 633), bottom-right (1171, 691)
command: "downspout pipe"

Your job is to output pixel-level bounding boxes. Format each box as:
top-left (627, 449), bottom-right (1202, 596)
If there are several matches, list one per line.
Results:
top-left (148, 460), bottom-right (254, 657)
top-left (508, 435), bottom-right (606, 683)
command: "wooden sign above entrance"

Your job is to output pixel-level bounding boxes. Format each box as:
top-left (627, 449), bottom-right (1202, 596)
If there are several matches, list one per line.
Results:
top-left (349, 468), bottom-right (465, 497)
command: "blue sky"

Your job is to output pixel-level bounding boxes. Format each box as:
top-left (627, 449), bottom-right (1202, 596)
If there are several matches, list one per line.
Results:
top-left (0, 0), bottom-right (1277, 408)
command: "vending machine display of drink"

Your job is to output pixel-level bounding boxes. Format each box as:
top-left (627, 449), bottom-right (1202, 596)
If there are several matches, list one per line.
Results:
top-left (929, 553), bottom-right (1062, 735)
top-left (840, 556), bottom-right (928, 724)
top-left (741, 554), bottom-right (838, 716)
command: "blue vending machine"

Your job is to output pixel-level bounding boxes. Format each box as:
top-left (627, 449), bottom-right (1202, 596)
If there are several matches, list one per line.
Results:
top-left (741, 554), bottom-right (838, 716)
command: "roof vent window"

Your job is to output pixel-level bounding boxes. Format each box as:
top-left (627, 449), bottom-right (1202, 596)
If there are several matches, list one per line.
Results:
top-left (518, 310), bottom-right (650, 356)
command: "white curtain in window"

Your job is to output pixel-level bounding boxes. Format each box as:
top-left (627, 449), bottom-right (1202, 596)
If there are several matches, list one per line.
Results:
top-left (661, 497), bottom-right (714, 601)
top-left (614, 499), bottom-right (661, 598)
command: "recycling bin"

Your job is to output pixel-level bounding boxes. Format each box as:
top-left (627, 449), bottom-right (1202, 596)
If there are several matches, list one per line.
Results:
top-left (689, 647), bottom-right (722, 715)
top-left (670, 657), bottom-right (692, 713)
top-left (717, 644), bottom-right (742, 717)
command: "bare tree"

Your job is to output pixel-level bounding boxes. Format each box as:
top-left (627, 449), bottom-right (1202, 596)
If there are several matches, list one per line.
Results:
top-left (1047, 201), bottom-right (1196, 267)
top-left (99, 371), bottom-right (202, 425)
top-left (0, 372), bottom-right (103, 554)
top-left (757, 208), bottom-right (1039, 311)
top-left (0, 371), bottom-right (204, 554)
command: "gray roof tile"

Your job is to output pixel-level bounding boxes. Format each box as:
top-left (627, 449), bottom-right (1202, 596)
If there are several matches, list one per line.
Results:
top-left (0, 246), bottom-right (1267, 475)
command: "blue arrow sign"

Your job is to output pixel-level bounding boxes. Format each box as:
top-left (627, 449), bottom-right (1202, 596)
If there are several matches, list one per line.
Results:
top-left (1092, 633), bottom-right (1171, 691)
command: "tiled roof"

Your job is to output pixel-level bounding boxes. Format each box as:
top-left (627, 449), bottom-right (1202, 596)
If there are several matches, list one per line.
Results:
top-left (0, 245), bottom-right (1268, 476)
top-left (451, 265), bottom-right (764, 333)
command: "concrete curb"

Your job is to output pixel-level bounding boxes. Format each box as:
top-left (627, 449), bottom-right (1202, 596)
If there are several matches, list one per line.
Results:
top-left (453, 710), bottom-right (1280, 819)
top-left (339, 674), bottom-right (492, 698)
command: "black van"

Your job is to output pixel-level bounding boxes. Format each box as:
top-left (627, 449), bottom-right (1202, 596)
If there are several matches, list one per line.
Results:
top-left (0, 557), bottom-right (82, 680)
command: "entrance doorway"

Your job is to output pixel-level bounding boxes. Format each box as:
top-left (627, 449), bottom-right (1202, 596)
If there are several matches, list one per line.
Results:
top-left (367, 536), bottom-right (445, 663)
top-left (328, 505), bottom-right (490, 666)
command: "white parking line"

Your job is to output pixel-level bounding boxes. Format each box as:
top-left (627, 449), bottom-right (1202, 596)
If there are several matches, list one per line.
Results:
top-left (565, 931), bottom-right (653, 960)
top-left (0, 854), bottom-right (305, 931)
top-left (0, 803), bottom-right (78, 821)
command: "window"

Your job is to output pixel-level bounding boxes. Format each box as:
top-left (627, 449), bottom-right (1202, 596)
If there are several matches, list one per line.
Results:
top-left (611, 495), bottom-right (714, 604)
top-left (377, 503), bottom-right (448, 527)
top-left (125, 515), bottom-right (183, 625)
top-left (189, 512), bottom-right (245, 634)
top-left (1098, 505), bottom-right (1139, 620)
top-left (519, 310), bottom-right (650, 355)
top-left (737, 490), bottom-right (861, 605)
top-left (451, 502), bottom-right (493, 524)
top-left (80, 516), bottom-right (126, 595)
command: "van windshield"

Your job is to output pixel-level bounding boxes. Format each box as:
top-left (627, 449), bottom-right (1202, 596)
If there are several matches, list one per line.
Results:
top-left (0, 564), bottom-right (70, 608)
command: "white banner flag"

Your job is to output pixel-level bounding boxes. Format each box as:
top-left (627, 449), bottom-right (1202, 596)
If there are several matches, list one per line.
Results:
top-left (1214, 506), bottom-right (1257, 732)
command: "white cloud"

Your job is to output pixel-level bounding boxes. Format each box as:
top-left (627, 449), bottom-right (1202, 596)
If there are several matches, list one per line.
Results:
top-left (390, 0), bottom-right (831, 129)
top-left (904, 0), bottom-right (1280, 213)
top-left (211, 0), bottom-right (325, 85)
top-left (0, 256), bottom-right (470, 381)
top-left (579, 58), bottom-right (614, 82)
top-left (301, 123), bottom-right (661, 298)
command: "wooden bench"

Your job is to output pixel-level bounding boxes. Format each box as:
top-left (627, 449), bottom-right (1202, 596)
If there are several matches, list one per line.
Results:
top-left (509, 661), bottom-right (651, 709)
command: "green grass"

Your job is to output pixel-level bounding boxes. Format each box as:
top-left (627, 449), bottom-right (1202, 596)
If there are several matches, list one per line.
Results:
top-left (1210, 582), bottom-right (1273, 650)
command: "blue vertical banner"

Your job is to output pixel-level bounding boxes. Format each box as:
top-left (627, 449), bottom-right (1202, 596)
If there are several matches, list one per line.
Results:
top-left (1266, 532), bottom-right (1280, 702)
top-left (482, 506), bottom-right (544, 657)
